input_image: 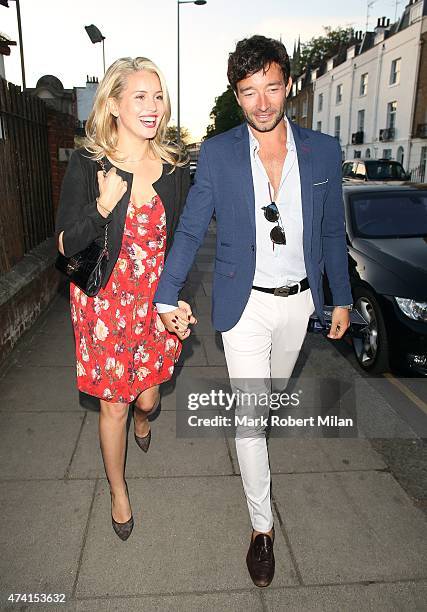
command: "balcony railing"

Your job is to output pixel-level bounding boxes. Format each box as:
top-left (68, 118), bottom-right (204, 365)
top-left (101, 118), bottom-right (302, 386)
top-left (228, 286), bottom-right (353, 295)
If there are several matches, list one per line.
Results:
top-left (379, 127), bottom-right (395, 141)
top-left (351, 131), bottom-right (364, 144)
top-left (416, 123), bottom-right (427, 138)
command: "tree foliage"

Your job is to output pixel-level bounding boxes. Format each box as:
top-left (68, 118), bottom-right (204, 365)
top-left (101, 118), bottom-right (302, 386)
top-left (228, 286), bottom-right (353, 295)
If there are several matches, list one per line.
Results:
top-left (204, 85), bottom-right (243, 140)
top-left (165, 124), bottom-right (191, 145)
top-left (292, 26), bottom-right (354, 75)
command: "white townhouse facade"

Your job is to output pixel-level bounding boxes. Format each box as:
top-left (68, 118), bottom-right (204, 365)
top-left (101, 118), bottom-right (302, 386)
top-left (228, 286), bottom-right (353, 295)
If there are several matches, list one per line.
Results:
top-left (312, 0), bottom-right (426, 177)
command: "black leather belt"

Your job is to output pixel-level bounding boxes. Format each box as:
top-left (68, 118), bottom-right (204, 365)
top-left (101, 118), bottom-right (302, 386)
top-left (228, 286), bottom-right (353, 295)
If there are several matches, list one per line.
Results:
top-left (252, 277), bottom-right (309, 297)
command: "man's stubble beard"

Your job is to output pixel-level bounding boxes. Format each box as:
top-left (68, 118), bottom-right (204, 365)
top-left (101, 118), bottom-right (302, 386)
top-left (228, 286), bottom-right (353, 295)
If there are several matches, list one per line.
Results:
top-left (243, 99), bottom-right (287, 133)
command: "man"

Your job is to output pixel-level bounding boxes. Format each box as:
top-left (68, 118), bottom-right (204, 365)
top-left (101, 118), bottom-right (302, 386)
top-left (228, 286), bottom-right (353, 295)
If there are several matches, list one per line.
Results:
top-left (154, 35), bottom-right (352, 587)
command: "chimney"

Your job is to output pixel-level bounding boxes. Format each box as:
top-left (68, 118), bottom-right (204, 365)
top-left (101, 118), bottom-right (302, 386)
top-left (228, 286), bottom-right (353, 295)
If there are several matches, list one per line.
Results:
top-left (375, 15), bottom-right (391, 36)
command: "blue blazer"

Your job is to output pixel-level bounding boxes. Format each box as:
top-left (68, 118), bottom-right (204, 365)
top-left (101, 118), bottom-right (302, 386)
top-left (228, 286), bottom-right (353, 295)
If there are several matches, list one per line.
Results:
top-left (154, 120), bottom-right (353, 332)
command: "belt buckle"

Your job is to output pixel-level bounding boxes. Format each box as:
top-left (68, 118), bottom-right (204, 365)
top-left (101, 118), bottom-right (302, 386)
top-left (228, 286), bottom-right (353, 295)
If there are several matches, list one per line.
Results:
top-left (274, 285), bottom-right (291, 297)
top-left (274, 281), bottom-right (301, 297)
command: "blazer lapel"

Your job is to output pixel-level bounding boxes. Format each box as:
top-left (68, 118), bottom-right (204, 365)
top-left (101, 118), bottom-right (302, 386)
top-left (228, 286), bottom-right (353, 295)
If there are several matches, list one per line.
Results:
top-left (233, 124), bottom-right (256, 236)
top-left (290, 120), bottom-right (314, 257)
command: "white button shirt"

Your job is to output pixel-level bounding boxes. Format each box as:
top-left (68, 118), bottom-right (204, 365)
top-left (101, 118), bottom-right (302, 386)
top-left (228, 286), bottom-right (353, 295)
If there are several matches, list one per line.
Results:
top-left (156, 116), bottom-right (306, 313)
top-left (251, 115), bottom-right (306, 287)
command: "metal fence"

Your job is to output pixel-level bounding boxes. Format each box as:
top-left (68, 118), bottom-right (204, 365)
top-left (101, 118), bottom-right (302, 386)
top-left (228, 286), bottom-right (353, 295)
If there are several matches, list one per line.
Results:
top-left (409, 163), bottom-right (426, 183)
top-left (0, 77), bottom-right (53, 274)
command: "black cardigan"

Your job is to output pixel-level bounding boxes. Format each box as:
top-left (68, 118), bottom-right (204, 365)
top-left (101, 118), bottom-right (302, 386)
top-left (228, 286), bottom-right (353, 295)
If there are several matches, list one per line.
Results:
top-left (55, 148), bottom-right (191, 289)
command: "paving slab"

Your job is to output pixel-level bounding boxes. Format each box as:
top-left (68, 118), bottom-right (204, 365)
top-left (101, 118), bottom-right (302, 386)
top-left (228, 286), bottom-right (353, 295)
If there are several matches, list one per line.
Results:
top-left (75, 477), bottom-right (298, 598)
top-left (202, 281), bottom-right (213, 296)
top-left (180, 282), bottom-right (208, 299)
top-left (194, 295), bottom-right (212, 314)
top-left (273, 471), bottom-right (427, 584)
top-left (195, 261), bottom-right (215, 272)
top-left (69, 409), bottom-right (234, 479)
top-left (0, 411), bottom-right (85, 479)
top-left (15, 331), bottom-right (76, 367)
top-left (191, 315), bottom-right (216, 334)
top-left (197, 247), bottom-right (216, 256)
top-left (0, 365), bottom-right (79, 412)
top-left (0, 480), bottom-right (94, 602)
top-left (264, 581), bottom-right (427, 612)
top-left (228, 439), bottom-right (386, 477)
top-left (176, 335), bottom-right (208, 367)
top-left (72, 591), bottom-right (263, 611)
top-left (188, 270), bottom-right (213, 283)
top-left (268, 439), bottom-right (386, 473)
top-left (37, 297), bottom-right (73, 330)
top-left (200, 334), bottom-right (227, 366)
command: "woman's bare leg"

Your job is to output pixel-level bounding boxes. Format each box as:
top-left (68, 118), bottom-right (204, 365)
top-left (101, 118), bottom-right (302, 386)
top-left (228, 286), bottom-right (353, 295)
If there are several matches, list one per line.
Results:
top-left (99, 400), bottom-right (131, 522)
top-left (133, 385), bottom-right (160, 437)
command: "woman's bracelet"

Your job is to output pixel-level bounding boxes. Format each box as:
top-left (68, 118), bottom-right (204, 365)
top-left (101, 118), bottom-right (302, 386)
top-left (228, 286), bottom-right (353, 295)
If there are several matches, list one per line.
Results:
top-left (96, 197), bottom-right (111, 216)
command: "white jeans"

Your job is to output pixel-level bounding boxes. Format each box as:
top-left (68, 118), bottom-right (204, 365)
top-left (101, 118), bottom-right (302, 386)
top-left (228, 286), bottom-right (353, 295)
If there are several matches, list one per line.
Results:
top-left (221, 287), bottom-right (315, 532)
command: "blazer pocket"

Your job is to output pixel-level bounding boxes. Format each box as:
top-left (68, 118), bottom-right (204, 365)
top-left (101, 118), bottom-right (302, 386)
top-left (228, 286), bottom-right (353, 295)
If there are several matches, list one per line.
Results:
top-left (214, 258), bottom-right (236, 277)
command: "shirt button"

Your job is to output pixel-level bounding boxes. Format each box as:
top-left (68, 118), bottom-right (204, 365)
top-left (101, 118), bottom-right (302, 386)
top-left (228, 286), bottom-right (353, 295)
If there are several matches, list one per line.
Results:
top-left (251, 245), bottom-right (255, 252)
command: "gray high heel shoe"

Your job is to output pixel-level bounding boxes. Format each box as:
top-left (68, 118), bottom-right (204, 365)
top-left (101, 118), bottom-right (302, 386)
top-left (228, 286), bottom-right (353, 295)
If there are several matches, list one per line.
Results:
top-left (110, 482), bottom-right (134, 541)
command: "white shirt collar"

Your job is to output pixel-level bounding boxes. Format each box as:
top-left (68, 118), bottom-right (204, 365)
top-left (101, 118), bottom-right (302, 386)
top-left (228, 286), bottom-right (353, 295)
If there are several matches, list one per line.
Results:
top-left (248, 115), bottom-right (295, 158)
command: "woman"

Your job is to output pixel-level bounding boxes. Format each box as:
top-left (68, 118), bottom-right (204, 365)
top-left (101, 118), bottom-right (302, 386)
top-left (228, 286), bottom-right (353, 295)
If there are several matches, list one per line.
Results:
top-left (55, 57), bottom-right (195, 540)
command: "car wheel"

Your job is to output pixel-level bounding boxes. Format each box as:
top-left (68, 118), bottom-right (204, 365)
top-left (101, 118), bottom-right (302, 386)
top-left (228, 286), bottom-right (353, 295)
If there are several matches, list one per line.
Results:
top-left (352, 287), bottom-right (389, 374)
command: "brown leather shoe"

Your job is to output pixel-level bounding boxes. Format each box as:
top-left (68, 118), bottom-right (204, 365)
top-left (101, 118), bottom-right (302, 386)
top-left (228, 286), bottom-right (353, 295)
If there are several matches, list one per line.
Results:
top-left (246, 531), bottom-right (275, 587)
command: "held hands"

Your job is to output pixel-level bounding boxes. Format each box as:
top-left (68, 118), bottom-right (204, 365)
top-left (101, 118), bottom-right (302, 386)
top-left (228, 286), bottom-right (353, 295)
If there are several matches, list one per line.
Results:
top-left (96, 167), bottom-right (128, 216)
top-left (327, 306), bottom-right (350, 340)
top-left (159, 300), bottom-right (197, 341)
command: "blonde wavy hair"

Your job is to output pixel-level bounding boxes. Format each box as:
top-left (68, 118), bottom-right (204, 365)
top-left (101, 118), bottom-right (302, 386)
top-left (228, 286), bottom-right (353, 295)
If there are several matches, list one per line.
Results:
top-left (83, 57), bottom-right (189, 168)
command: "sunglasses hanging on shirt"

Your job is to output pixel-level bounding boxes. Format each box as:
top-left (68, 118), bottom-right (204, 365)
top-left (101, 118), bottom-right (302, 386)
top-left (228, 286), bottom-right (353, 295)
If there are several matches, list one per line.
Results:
top-left (261, 183), bottom-right (286, 248)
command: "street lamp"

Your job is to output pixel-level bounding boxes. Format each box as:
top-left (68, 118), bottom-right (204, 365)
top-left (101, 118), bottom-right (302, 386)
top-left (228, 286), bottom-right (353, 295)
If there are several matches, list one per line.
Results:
top-left (177, 0), bottom-right (207, 143)
top-left (0, 0), bottom-right (26, 88)
top-left (84, 24), bottom-right (106, 74)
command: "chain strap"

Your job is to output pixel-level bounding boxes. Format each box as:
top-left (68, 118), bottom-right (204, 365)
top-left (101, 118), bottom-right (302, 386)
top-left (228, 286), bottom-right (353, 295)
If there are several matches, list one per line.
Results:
top-left (97, 158), bottom-right (109, 252)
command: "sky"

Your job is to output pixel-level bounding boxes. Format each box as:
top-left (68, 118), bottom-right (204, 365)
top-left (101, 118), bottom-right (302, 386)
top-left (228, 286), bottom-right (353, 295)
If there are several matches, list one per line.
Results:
top-left (1, 0), bottom-right (406, 141)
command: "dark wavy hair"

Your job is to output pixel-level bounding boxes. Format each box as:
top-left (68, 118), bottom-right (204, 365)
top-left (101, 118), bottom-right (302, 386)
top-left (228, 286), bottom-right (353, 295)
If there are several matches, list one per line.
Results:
top-left (227, 35), bottom-right (291, 92)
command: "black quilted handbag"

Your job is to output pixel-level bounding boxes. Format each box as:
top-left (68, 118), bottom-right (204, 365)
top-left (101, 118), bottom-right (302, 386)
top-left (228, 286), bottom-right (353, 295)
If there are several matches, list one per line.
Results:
top-left (55, 159), bottom-right (109, 297)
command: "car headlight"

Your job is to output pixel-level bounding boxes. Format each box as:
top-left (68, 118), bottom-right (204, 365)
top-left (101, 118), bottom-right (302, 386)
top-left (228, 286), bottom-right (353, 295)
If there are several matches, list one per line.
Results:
top-left (395, 298), bottom-right (427, 322)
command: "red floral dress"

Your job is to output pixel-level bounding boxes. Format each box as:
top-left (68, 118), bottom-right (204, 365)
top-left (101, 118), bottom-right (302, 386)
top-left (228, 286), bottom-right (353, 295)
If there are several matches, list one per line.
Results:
top-left (70, 194), bottom-right (181, 403)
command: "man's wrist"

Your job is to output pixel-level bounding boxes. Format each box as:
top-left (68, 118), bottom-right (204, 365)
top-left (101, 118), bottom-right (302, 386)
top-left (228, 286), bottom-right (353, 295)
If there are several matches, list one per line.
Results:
top-left (336, 304), bottom-right (353, 311)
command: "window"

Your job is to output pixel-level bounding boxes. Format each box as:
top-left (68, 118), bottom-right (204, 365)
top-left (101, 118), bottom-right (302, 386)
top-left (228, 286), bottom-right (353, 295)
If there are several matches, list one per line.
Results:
top-left (336, 84), bottom-right (343, 104)
top-left (390, 58), bottom-right (401, 85)
top-left (317, 121), bottom-right (322, 132)
top-left (356, 162), bottom-right (366, 176)
top-left (357, 109), bottom-right (365, 132)
top-left (397, 146), bottom-right (404, 165)
top-left (318, 93), bottom-right (323, 112)
top-left (360, 73), bottom-right (368, 96)
top-left (334, 115), bottom-right (341, 140)
top-left (365, 148), bottom-right (371, 158)
top-left (387, 101), bottom-right (397, 129)
top-left (365, 160), bottom-right (407, 180)
top-left (354, 150), bottom-right (362, 159)
top-left (302, 100), bottom-right (308, 117)
top-left (382, 149), bottom-right (392, 159)
top-left (342, 162), bottom-right (353, 177)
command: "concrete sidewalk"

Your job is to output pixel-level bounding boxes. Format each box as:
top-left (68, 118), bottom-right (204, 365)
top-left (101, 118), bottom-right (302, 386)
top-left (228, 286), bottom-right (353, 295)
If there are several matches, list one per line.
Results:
top-left (1, 225), bottom-right (426, 611)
